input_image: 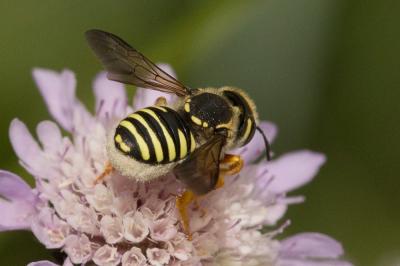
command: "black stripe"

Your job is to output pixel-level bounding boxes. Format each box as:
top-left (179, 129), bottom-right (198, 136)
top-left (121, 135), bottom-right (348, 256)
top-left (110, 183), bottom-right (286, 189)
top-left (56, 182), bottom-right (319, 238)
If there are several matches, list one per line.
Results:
top-left (115, 125), bottom-right (141, 160)
top-left (148, 107), bottom-right (181, 159)
top-left (149, 107), bottom-right (189, 160)
top-left (124, 117), bottom-right (157, 163)
top-left (173, 109), bottom-right (193, 152)
top-left (165, 107), bottom-right (192, 152)
top-left (136, 110), bottom-right (169, 163)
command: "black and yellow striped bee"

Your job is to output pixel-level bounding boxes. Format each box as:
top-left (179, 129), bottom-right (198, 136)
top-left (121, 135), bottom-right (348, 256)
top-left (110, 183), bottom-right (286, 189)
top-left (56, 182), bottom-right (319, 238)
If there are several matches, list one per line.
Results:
top-left (86, 29), bottom-right (271, 236)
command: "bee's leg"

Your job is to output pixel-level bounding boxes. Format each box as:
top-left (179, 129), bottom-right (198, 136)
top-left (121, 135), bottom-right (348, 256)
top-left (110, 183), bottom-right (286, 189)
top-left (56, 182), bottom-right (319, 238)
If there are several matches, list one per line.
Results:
top-left (94, 162), bottom-right (113, 184)
top-left (176, 155), bottom-right (243, 240)
top-left (215, 173), bottom-right (225, 189)
top-left (154, 96), bottom-right (167, 106)
top-left (176, 190), bottom-right (195, 240)
top-left (216, 154), bottom-right (244, 189)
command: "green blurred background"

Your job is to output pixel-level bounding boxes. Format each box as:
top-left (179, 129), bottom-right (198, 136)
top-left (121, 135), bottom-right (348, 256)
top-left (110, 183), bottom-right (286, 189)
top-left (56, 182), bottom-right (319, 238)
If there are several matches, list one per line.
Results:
top-left (0, 1), bottom-right (399, 265)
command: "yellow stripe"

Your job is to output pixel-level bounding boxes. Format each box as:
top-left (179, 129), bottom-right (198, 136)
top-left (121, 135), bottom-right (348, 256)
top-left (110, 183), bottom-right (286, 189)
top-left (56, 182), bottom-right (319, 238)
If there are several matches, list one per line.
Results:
top-left (242, 119), bottom-right (253, 142)
top-left (141, 108), bottom-right (176, 161)
top-left (153, 106), bottom-right (168, 112)
top-left (129, 114), bottom-right (164, 162)
top-left (191, 115), bottom-right (202, 126)
top-left (184, 103), bottom-right (190, 113)
top-left (178, 129), bottom-right (188, 159)
top-left (119, 142), bottom-right (131, 153)
top-left (190, 133), bottom-right (196, 152)
top-left (120, 121), bottom-right (150, 160)
top-left (115, 134), bottom-right (123, 143)
top-left (115, 134), bottom-right (131, 153)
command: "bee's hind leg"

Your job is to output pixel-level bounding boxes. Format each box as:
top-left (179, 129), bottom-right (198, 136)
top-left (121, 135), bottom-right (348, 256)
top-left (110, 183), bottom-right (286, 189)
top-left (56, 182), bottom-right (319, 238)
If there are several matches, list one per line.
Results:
top-left (216, 154), bottom-right (244, 189)
top-left (94, 161), bottom-right (113, 185)
top-left (176, 190), bottom-right (196, 240)
top-left (176, 154), bottom-right (243, 240)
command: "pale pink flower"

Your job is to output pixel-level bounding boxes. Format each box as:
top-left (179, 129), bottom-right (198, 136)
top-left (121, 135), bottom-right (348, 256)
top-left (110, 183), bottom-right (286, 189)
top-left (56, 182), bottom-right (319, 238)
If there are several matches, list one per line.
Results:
top-left (1, 65), bottom-right (352, 266)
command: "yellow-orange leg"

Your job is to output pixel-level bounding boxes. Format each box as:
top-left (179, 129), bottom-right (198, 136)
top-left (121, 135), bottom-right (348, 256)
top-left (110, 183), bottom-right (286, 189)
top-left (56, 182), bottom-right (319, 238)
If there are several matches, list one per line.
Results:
top-left (176, 154), bottom-right (243, 239)
top-left (94, 162), bottom-right (113, 185)
top-left (176, 190), bottom-right (195, 240)
top-left (216, 154), bottom-right (244, 188)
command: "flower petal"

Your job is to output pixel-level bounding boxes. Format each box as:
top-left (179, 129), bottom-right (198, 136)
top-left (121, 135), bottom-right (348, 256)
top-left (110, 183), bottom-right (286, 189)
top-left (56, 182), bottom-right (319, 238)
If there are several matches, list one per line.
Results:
top-left (0, 170), bottom-right (34, 201)
top-left (149, 217), bottom-right (177, 242)
top-left (30, 207), bottom-right (70, 248)
top-left (232, 121), bottom-right (278, 164)
top-left (62, 258), bottom-right (73, 266)
top-left (64, 234), bottom-right (92, 264)
top-left (32, 68), bottom-right (76, 131)
top-left (93, 71), bottom-right (127, 120)
top-left (86, 183), bottom-right (114, 214)
top-left (9, 119), bottom-right (45, 174)
top-left (262, 150), bottom-right (326, 194)
top-left (279, 233), bottom-right (353, 266)
top-left (123, 211), bottom-right (149, 243)
top-left (281, 233), bottom-right (345, 259)
top-left (167, 234), bottom-right (193, 261)
top-left (36, 120), bottom-right (63, 153)
top-left (264, 204), bottom-right (288, 225)
top-left (147, 247), bottom-right (170, 266)
top-left (0, 170), bottom-right (36, 231)
top-left (27, 261), bottom-right (59, 266)
top-left (132, 63), bottom-right (178, 110)
top-left (121, 247), bottom-right (147, 266)
top-left (92, 245), bottom-right (121, 266)
top-left (100, 215), bottom-right (123, 244)
top-left (0, 200), bottom-right (35, 231)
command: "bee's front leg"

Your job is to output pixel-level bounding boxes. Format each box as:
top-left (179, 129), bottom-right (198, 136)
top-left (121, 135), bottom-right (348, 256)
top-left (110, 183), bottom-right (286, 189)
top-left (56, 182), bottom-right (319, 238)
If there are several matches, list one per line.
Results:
top-left (216, 154), bottom-right (244, 189)
top-left (94, 162), bottom-right (113, 185)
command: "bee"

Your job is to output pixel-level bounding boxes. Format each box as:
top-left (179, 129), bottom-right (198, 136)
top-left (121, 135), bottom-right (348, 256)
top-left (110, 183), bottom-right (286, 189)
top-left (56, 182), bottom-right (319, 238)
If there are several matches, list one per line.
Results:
top-left (85, 29), bottom-right (271, 236)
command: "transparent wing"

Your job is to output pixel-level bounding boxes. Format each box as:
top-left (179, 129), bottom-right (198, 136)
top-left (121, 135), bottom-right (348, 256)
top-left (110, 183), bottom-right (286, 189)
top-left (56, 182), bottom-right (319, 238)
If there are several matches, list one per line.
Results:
top-left (174, 134), bottom-right (225, 195)
top-left (85, 29), bottom-right (190, 97)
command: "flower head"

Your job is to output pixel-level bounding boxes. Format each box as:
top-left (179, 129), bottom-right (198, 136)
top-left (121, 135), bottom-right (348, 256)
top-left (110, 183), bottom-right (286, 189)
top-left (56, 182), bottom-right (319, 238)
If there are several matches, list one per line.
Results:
top-left (1, 65), bottom-right (352, 266)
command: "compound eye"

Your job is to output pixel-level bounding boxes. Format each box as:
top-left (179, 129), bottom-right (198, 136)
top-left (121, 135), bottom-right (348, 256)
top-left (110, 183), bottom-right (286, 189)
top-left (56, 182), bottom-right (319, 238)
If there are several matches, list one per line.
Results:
top-left (222, 90), bottom-right (256, 146)
top-left (240, 117), bottom-right (256, 146)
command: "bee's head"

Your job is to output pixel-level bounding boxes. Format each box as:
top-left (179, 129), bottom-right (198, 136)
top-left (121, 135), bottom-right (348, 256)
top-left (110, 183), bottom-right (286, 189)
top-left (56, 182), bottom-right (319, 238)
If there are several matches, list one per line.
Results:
top-left (222, 87), bottom-right (271, 160)
top-left (221, 87), bottom-right (257, 146)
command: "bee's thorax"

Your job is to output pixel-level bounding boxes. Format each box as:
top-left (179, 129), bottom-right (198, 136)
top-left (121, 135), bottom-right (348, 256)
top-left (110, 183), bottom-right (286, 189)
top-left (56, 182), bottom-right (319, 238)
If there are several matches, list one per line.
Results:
top-left (179, 87), bottom-right (258, 149)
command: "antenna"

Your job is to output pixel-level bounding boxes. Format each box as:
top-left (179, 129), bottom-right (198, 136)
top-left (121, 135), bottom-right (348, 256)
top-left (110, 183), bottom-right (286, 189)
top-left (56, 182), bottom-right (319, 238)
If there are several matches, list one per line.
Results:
top-left (256, 126), bottom-right (271, 161)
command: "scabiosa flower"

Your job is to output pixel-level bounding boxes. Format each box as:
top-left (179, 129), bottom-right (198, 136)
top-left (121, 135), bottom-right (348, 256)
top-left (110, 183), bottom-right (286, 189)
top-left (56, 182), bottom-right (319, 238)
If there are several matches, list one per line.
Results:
top-left (0, 65), bottom-right (352, 266)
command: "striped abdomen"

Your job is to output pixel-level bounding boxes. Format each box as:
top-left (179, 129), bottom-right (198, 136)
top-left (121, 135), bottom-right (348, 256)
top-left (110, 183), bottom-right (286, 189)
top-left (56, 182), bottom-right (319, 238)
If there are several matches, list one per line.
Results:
top-left (114, 106), bottom-right (196, 164)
